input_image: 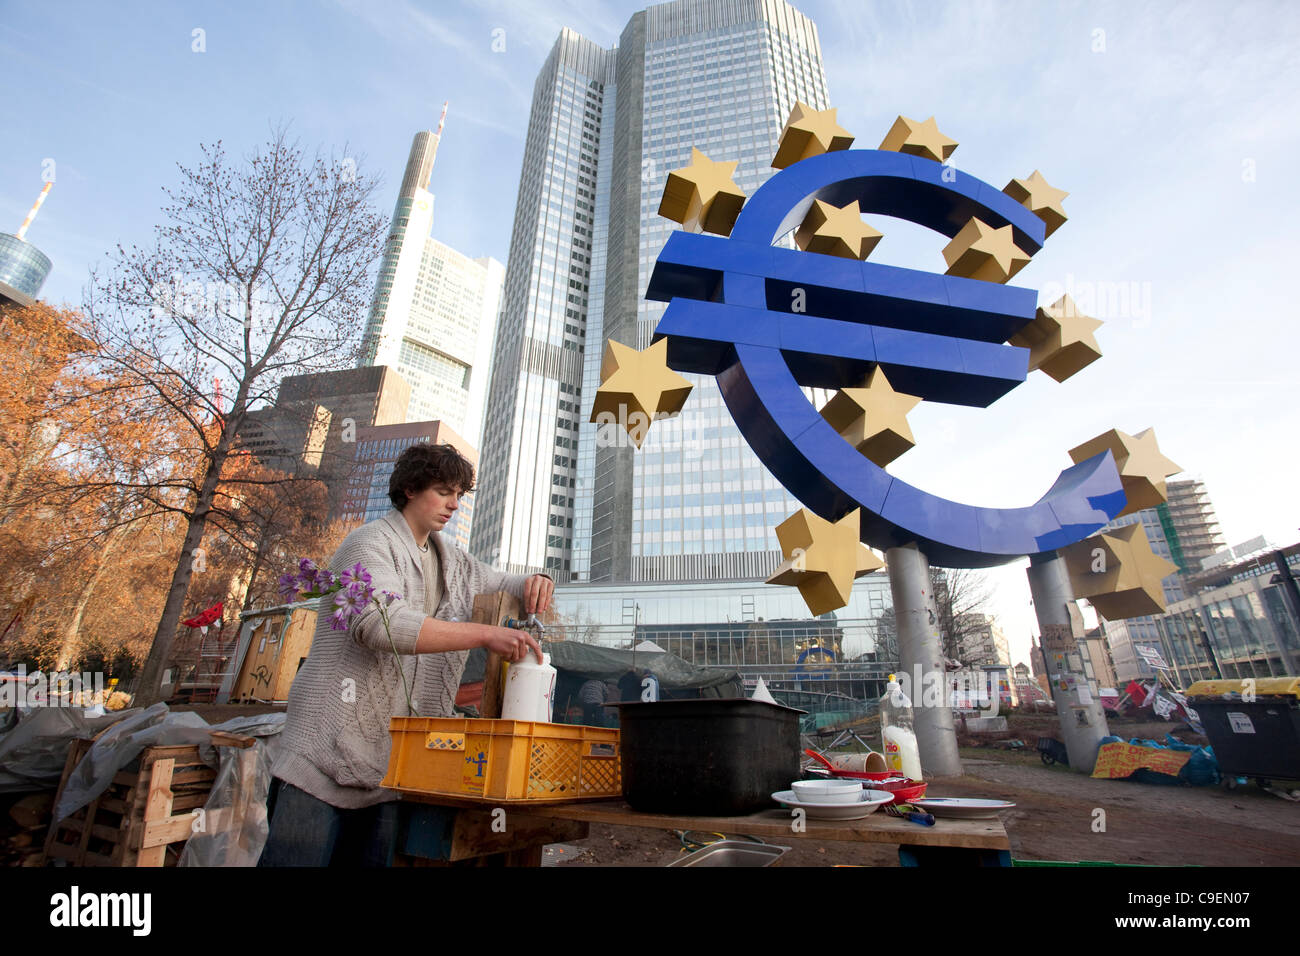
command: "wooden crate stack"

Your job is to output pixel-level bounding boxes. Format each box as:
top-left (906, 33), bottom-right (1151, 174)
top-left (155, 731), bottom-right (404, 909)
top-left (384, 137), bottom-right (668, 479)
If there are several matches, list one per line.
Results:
top-left (42, 734), bottom-right (248, 867)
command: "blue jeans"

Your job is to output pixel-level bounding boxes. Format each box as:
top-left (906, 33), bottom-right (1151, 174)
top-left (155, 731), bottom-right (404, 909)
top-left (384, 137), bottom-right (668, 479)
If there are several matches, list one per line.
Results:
top-left (258, 778), bottom-right (401, 867)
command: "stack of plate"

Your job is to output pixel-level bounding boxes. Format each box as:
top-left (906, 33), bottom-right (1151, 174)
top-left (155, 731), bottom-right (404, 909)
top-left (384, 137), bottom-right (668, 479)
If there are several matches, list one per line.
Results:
top-left (770, 788), bottom-right (893, 820)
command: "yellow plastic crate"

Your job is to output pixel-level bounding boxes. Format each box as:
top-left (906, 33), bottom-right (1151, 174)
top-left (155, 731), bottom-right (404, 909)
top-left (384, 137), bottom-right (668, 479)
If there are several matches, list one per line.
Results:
top-left (382, 717), bottom-right (621, 805)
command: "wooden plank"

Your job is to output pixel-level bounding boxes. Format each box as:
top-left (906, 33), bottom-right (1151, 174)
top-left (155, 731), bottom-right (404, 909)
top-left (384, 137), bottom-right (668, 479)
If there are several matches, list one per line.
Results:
top-left (170, 793), bottom-right (211, 813)
top-left (209, 730), bottom-right (256, 749)
top-left (397, 790), bottom-right (619, 810)
top-left (472, 592), bottom-right (518, 719)
top-left (275, 606), bottom-right (317, 700)
top-left (144, 813), bottom-right (200, 848)
top-left (41, 739), bottom-right (89, 865)
top-left (74, 795), bottom-right (102, 862)
top-left (140, 745), bottom-right (204, 763)
top-left (505, 846), bottom-right (545, 867)
top-left (9, 792), bottom-right (53, 830)
top-left (90, 823), bottom-right (122, 843)
top-left (507, 800), bottom-right (1011, 851)
top-left (168, 767), bottom-right (217, 787)
top-left (135, 758), bottom-right (175, 866)
top-left (447, 809), bottom-right (588, 862)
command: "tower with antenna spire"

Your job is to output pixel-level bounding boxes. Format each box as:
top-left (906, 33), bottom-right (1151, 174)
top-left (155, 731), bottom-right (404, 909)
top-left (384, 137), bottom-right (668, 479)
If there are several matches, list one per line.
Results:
top-left (1, 182), bottom-right (55, 307)
top-left (357, 103), bottom-right (505, 449)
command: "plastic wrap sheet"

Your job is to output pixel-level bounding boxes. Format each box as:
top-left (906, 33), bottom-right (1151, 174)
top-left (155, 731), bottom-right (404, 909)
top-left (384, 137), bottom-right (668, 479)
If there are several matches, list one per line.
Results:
top-left (179, 713), bottom-right (285, 867)
top-left (51, 703), bottom-right (218, 821)
top-left (0, 707), bottom-right (135, 794)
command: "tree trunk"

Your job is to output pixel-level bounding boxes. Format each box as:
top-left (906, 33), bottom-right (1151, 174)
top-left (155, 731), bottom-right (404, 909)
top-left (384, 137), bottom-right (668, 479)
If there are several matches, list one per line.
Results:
top-left (54, 523), bottom-right (130, 671)
top-left (131, 428), bottom-right (236, 706)
top-left (241, 514), bottom-right (271, 613)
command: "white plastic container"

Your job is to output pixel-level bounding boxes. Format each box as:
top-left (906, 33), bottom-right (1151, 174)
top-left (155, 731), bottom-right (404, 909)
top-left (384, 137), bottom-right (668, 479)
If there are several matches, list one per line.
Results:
top-left (880, 674), bottom-right (923, 781)
top-left (501, 652), bottom-right (557, 722)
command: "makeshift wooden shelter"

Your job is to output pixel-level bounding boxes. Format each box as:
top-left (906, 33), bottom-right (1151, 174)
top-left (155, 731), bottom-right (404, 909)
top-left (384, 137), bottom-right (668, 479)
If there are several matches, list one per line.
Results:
top-left (216, 602), bottom-right (318, 704)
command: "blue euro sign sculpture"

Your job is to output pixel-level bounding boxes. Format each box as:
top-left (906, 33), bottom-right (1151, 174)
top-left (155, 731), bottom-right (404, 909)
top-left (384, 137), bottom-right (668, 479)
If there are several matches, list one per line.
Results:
top-left (646, 149), bottom-right (1126, 569)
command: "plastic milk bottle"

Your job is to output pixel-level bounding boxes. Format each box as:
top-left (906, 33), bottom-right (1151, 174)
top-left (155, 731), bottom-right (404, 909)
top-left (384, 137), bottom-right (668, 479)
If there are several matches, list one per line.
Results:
top-left (501, 653), bottom-right (557, 722)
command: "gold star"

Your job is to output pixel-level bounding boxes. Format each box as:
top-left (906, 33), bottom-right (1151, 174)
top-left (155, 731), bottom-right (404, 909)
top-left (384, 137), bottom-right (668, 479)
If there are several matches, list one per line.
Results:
top-left (1007, 294), bottom-right (1103, 382)
top-left (1004, 170), bottom-right (1069, 237)
top-left (1062, 523), bottom-right (1179, 620)
top-left (766, 508), bottom-right (884, 616)
top-left (772, 102), bottom-right (855, 169)
top-left (819, 366), bottom-right (922, 467)
top-left (1068, 427), bottom-right (1182, 516)
top-left (794, 200), bottom-right (882, 259)
top-left (588, 338), bottom-right (693, 449)
top-left (942, 217), bottom-right (1032, 283)
top-left (878, 115), bottom-right (958, 163)
top-left (657, 147), bottom-right (747, 236)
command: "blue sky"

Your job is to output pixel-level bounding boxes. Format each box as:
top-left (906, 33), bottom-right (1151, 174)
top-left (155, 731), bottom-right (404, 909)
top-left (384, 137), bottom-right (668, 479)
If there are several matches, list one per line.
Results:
top-left (5, 0), bottom-right (1299, 663)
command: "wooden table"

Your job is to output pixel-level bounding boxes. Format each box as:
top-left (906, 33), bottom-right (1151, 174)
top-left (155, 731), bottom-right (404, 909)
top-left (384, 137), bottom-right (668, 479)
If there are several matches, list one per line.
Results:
top-left (395, 793), bottom-right (1012, 866)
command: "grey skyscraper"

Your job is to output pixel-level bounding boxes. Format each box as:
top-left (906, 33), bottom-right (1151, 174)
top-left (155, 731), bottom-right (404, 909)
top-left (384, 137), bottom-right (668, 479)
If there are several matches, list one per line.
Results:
top-left (473, 0), bottom-right (831, 585)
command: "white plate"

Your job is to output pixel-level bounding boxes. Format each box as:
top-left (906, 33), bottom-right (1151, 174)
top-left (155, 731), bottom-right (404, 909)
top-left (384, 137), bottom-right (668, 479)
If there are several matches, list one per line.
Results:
top-left (771, 789), bottom-right (893, 820)
top-left (910, 797), bottom-right (1016, 819)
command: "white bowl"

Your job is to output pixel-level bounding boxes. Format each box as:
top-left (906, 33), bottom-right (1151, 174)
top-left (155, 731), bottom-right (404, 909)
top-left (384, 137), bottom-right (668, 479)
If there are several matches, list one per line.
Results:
top-left (791, 779), bottom-right (863, 804)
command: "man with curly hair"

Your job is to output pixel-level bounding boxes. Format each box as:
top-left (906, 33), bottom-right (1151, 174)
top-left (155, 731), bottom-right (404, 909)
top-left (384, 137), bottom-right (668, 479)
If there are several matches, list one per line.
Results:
top-left (259, 442), bottom-right (553, 866)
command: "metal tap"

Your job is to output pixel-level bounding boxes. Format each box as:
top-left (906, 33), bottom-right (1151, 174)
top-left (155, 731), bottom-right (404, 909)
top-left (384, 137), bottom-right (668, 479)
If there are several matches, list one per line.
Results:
top-left (503, 615), bottom-right (546, 638)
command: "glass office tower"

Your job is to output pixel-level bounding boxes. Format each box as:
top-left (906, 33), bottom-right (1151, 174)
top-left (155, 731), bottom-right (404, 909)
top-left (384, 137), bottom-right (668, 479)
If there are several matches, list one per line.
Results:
top-left (473, 0), bottom-right (832, 586)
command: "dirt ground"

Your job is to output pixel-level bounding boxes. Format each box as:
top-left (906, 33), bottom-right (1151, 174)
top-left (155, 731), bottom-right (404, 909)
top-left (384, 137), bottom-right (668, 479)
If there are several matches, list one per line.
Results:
top-left (551, 713), bottom-right (1300, 867)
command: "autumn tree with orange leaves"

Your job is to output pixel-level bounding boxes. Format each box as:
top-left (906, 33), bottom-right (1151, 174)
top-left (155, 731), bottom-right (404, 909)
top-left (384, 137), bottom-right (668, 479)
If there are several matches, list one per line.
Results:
top-left (0, 302), bottom-right (193, 671)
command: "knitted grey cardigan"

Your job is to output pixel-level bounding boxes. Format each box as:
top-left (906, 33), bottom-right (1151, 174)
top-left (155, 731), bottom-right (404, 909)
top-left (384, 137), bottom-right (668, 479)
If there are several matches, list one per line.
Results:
top-left (273, 508), bottom-right (530, 809)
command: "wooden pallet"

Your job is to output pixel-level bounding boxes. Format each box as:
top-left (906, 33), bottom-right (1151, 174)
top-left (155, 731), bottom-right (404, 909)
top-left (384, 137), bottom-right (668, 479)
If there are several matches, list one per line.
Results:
top-left (42, 738), bottom-right (230, 867)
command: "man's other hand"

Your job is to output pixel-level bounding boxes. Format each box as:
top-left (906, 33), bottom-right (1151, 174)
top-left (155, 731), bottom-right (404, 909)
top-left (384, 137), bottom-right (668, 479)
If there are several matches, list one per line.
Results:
top-left (524, 574), bottom-right (554, 614)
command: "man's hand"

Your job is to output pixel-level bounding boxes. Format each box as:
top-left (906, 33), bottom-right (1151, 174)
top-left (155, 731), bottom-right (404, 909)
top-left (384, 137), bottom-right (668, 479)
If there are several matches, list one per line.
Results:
top-left (480, 624), bottom-right (543, 664)
top-left (524, 574), bottom-right (554, 615)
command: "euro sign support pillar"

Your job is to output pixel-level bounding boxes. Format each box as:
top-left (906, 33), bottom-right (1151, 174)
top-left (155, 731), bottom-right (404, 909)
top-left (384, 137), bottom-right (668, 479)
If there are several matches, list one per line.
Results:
top-left (886, 543), bottom-right (962, 778)
top-left (1027, 550), bottom-right (1111, 774)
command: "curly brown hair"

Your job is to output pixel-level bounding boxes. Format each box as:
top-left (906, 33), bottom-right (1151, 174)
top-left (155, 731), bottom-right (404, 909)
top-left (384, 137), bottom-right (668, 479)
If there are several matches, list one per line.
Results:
top-left (388, 442), bottom-right (476, 510)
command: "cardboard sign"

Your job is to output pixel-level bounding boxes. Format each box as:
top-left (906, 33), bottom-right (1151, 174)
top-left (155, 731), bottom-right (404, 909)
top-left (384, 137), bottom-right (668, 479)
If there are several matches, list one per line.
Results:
top-left (1041, 623), bottom-right (1075, 653)
top-left (1093, 742), bottom-right (1191, 779)
top-left (1134, 644), bottom-right (1170, 671)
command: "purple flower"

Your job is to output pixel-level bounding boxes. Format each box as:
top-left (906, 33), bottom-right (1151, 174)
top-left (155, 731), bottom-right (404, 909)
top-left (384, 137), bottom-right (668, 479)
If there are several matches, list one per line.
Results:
top-left (314, 569), bottom-right (336, 593)
top-left (297, 558), bottom-right (319, 589)
top-left (329, 607), bottom-right (350, 631)
top-left (380, 590), bottom-right (401, 607)
top-left (339, 563), bottom-right (372, 590)
top-left (277, 573), bottom-right (299, 602)
top-left (334, 584), bottom-right (366, 618)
